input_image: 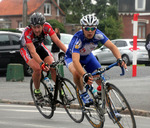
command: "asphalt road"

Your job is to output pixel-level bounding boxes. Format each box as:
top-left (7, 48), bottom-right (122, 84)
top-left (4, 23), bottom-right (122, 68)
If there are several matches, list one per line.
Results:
top-left (0, 65), bottom-right (150, 115)
top-left (0, 103), bottom-right (150, 128)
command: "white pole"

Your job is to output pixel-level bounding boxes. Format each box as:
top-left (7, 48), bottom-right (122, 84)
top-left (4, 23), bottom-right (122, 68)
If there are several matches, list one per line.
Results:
top-left (132, 13), bottom-right (139, 77)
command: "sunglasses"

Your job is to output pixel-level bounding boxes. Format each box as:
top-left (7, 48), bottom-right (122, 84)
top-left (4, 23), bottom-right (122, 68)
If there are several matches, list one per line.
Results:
top-left (83, 27), bottom-right (97, 31)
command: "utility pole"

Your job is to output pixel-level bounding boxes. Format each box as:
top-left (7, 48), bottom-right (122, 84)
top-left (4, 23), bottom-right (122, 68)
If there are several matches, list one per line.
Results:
top-left (22, 0), bottom-right (27, 27)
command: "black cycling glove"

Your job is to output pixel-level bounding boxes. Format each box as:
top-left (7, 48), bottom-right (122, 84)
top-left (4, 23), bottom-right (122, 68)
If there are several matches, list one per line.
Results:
top-left (83, 73), bottom-right (92, 83)
top-left (117, 58), bottom-right (125, 66)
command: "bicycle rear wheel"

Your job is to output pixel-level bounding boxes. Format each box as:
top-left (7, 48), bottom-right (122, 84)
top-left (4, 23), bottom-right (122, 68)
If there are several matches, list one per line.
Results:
top-left (60, 78), bottom-right (84, 123)
top-left (30, 79), bottom-right (54, 119)
top-left (106, 82), bottom-right (136, 128)
top-left (76, 88), bottom-right (104, 128)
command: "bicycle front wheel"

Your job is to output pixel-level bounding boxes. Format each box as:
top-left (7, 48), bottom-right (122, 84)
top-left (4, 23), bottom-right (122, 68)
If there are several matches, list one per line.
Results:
top-left (106, 82), bottom-right (136, 128)
top-left (76, 87), bottom-right (104, 128)
top-left (30, 79), bottom-right (54, 119)
top-left (60, 78), bottom-right (84, 123)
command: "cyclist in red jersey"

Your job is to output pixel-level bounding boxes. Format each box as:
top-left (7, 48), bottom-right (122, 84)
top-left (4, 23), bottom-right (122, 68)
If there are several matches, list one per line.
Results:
top-left (20, 12), bottom-right (67, 102)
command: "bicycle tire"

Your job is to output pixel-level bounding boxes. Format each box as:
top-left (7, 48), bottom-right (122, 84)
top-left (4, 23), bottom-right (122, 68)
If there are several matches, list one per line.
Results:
top-left (30, 79), bottom-right (54, 119)
top-left (76, 87), bottom-right (104, 128)
top-left (60, 78), bottom-right (84, 123)
top-left (106, 82), bottom-right (136, 128)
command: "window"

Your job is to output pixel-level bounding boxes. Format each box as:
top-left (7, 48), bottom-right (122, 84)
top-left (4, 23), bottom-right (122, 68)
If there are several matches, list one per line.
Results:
top-left (18, 22), bottom-right (23, 28)
top-left (0, 35), bottom-right (10, 46)
top-left (57, 8), bottom-right (59, 16)
top-left (11, 35), bottom-right (20, 45)
top-left (135, 0), bottom-right (146, 11)
top-left (115, 41), bottom-right (127, 47)
top-left (138, 22), bottom-right (146, 39)
top-left (4, 23), bottom-right (11, 29)
top-left (130, 41), bottom-right (146, 46)
top-left (44, 3), bottom-right (51, 15)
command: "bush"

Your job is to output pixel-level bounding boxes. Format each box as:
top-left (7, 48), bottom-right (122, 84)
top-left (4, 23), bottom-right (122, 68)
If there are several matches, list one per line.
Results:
top-left (46, 19), bottom-right (66, 33)
top-left (0, 28), bottom-right (21, 33)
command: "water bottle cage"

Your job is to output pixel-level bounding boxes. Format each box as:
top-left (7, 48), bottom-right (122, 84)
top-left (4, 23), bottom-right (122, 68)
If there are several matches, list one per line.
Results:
top-left (44, 77), bottom-right (53, 91)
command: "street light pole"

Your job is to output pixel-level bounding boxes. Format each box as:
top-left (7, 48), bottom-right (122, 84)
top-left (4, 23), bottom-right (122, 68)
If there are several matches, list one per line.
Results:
top-left (22, 0), bottom-right (27, 27)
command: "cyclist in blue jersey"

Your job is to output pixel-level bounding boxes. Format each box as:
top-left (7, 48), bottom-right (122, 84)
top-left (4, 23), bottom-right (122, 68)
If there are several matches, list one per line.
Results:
top-left (65, 14), bottom-right (126, 107)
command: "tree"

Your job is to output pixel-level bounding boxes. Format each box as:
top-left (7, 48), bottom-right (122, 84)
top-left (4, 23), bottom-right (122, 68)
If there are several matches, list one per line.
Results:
top-left (60, 0), bottom-right (93, 23)
top-left (60, 0), bottom-right (123, 39)
top-left (99, 16), bottom-right (123, 39)
top-left (46, 19), bottom-right (66, 33)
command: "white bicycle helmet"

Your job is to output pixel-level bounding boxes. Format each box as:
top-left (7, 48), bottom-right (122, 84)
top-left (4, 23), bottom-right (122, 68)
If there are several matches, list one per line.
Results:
top-left (80, 14), bottom-right (99, 26)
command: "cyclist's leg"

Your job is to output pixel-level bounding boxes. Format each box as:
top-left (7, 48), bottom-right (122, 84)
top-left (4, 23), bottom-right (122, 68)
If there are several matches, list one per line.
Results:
top-left (65, 58), bottom-right (84, 91)
top-left (28, 59), bottom-right (41, 90)
top-left (83, 53), bottom-right (102, 86)
top-left (28, 59), bottom-right (45, 102)
top-left (20, 47), bottom-right (41, 90)
top-left (65, 57), bottom-right (93, 106)
top-left (44, 56), bottom-right (56, 82)
top-left (40, 44), bottom-right (56, 82)
top-left (20, 47), bottom-right (43, 102)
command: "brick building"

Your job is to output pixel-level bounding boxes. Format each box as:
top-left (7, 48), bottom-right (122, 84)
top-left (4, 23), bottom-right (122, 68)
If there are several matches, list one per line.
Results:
top-left (0, 0), bottom-right (65, 29)
top-left (118, 0), bottom-right (150, 39)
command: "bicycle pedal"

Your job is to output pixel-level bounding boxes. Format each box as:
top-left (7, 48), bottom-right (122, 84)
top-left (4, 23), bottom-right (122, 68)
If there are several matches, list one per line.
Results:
top-left (52, 105), bottom-right (56, 111)
top-left (84, 106), bottom-right (95, 111)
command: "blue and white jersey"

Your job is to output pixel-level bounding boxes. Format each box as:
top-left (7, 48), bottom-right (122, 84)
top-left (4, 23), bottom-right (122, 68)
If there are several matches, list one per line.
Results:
top-left (65, 29), bottom-right (109, 58)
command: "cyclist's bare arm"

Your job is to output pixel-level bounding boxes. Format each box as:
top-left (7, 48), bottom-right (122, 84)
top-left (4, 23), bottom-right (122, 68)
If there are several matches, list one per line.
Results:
top-left (26, 43), bottom-right (43, 64)
top-left (51, 33), bottom-right (67, 53)
top-left (104, 40), bottom-right (121, 59)
top-left (104, 40), bottom-right (127, 69)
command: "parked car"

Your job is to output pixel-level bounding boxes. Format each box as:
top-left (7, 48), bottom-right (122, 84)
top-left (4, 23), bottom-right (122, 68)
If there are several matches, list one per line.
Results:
top-left (0, 31), bottom-right (73, 76)
top-left (0, 31), bottom-right (32, 76)
top-left (45, 33), bottom-right (73, 60)
top-left (92, 39), bottom-right (150, 66)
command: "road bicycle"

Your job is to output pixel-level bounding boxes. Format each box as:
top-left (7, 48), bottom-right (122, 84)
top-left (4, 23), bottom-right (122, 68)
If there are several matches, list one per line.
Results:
top-left (76, 62), bottom-right (136, 128)
top-left (30, 60), bottom-right (84, 123)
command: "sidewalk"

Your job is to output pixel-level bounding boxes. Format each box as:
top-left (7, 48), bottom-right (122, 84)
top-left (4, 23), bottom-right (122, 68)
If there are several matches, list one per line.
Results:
top-left (0, 77), bottom-right (33, 103)
top-left (0, 76), bottom-right (150, 117)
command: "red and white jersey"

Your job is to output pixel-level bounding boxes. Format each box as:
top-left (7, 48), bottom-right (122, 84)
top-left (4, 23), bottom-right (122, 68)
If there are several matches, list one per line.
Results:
top-left (20, 22), bottom-right (55, 48)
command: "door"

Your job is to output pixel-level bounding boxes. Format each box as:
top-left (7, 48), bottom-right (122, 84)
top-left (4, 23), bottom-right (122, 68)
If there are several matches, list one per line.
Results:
top-left (0, 34), bottom-right (20, 70)
top-left (0, 34), bottom-right (12, 70)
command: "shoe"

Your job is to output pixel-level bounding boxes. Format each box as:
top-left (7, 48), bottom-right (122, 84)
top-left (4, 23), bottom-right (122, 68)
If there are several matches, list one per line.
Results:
top-left (34, 89), bottom-right (45, 103)
top-left (109, 110), bottom-right (122, 121)
top-left (114, 111), bottom-right (122, 121)
top-left (60, 89), bottom-right (72, 105)
top-left (80, 92), bottom-right (93, 107)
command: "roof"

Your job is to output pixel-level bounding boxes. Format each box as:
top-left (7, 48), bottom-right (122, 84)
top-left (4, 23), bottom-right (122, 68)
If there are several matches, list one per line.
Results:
top-left (0, 0), bottom-right (65, 16)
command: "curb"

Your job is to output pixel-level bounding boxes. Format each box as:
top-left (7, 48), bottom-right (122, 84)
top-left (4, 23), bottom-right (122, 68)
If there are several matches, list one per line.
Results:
top-left (0, 99), bottom-right (150, 117)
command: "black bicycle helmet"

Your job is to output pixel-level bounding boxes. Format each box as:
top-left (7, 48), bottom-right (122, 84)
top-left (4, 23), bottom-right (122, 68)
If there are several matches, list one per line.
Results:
top-left (30, 12), bottom-right (45, 26)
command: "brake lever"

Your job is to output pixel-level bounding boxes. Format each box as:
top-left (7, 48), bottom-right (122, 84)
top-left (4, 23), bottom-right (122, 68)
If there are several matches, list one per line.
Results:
top-left (120, 66), bottom-right (125, 76)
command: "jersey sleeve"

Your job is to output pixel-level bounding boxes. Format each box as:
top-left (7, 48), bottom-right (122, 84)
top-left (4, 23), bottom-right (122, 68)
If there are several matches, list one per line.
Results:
top-left (101, 33), bottom-right (109, 44)
top-left (96, 30), bottom-right (109, 45)
top-left (43, 22), bottom-right (55, 37)
top-left (71, 37), bottom-right (82, 54)
top-left (24, 27), bottom-right (33, 44)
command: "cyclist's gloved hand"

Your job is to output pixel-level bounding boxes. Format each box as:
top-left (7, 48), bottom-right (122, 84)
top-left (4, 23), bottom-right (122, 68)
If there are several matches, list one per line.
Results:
top-left (83, 73), bottom-right (93, 85)
top-left (117, 59), bottom-right (123, 66)
top-left (40, 62), bottom-right (49, 71)
top-left (117, 58), bottom-right (127, 69)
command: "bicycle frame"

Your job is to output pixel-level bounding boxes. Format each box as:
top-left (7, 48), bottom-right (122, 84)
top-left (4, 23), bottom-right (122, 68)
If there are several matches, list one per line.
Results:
top-left (77, 62), bottom-right (136, 128)
top-left (91, 62), bottom-right (125, 116)
top-left (40, 62), bottom-right (66, 107)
